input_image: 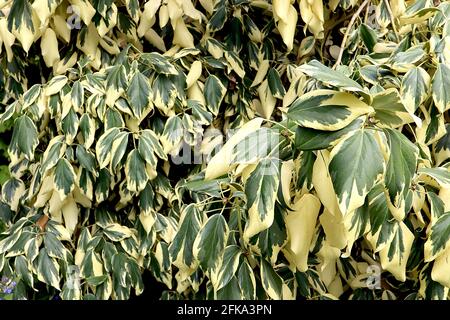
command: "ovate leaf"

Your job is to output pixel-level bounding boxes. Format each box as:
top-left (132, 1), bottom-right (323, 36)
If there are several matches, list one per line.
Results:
top-left (9, 115), bottom-right (39, 160)
top-left (54, 158), bottom-right (76, 201)
top-left (287, 90), bottom-right (372, 131)
top-left (294, 117), bottom-right (364, 151)
top-left (244, 158), bottom-right (280, 240)
top-left (204, 75), bottom-right (226, 116)
top-left (125, 149), bottom-right (148, 193)
top-left (298, 60), bottom-right (364, 93)
top-left (127, 71), bottom-right (150, 118)
top-left (432, 63), bottom-right (450, 113)
top-left (193, 214), bottom-right (229, 271)
top-left (169, 204), bottom-right (203, 269)
top-left (425, 212), bottom-right (450, 260)
top-left (384, 128), bottom-right (419, 219)
top-left (36, 248), bottom-right (61, 290)
top-left (401, 66), bottom-right (430, 113)
top-left (260, 259), bottom-right (283, 300)
top-left (329, 129), bottom-right (384, 214)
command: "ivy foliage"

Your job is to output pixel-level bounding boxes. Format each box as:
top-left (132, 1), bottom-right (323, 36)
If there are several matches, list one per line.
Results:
top-left (0, 0), bottom-right (450, 300)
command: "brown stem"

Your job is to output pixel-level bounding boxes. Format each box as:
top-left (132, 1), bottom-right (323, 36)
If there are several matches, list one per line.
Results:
top-left (36, 214), bottom-right (49, 232)
top-left (333, 0), bottom-right (371, 69)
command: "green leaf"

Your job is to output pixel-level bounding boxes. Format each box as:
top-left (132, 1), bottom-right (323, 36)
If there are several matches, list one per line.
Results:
top-left (429, 212), bottom-right (450, 257)
top-left (267, 68), bottom-right (286, 99)
top-left (367, 185), bottom-right (397, 250)
top-left (384, 128), bottom-right (419, 215)
top-left (138, 129), bottom-right (166, 167)
top-left (139, 183), bottom-right (154, 216)
top-left (125, 149), bottom-right (148, 193)
top-left (215, 245), bottom-right (241, 290)
top-left (110, 132), bottom-right (129, 170)
top-left (193, 214), bottom-right (229, 271)
top-left (294, 117), bottom-right (364, 151)
top-left (79, 114), bottom-right (96, 149)
top-left (418, 167), bottom-right (450, 188)
top-left (160, 115), bottom-right (183, 154)
top-left (224, 51), bottom-right (246, 79)
top-left (106, 65), bottom-right (127, 92)
top-left (44, 233), bottom-right (66, 260)
top-left (9, 115), bottom-right (39, 160)
top-left (54, 158), bottom-right (76, 200)
top-left (104, 108), bottom-right (125, 130)
top-left (359, 23), bottom-right (377, 52)
top-left (379, 221), bottom-right (414, 282)
top-left (435, 124), bottom-right (450, 166)
top-left (371, 89), bottom-right (414, 128)
top-left (389, 45), bottom-right (425, 72)
top-left (296, 151), bottom-right (315, 192)
top-left (237, 259), bottom-right (256, 299)
top-left (329, 129), bottom-right (384, 214)
top-left (61, 108), bottom-right (79, 141)
top-left (96, 127), bottom-right (120, 169)
top-left (36, 248), bottom-right (61, 290)
top-left (71, 81), bottom-right (84, 110)
top-left (127, 71), bottom-right (151, 118)
top-left (169, 204), bottom-right (203, 269)
top-left (432, 63), bottom-right (450, 113)
top-left (1, 178), bottom-right (25, 211)
top-left (105, 65), bottom-right (127, 106)
top-left (152, 74), bottom-right (177, 112)
top-left (103, 224), bottom-right (133, 242)
top-left (190, 99), bottom-right (213, 125)
top-left (140, 52), bottom-right (178, 75)
top-left (260, 259), bottom-right (283, 300)
top-left (207, 5), bottom-right (227, 32)
top-left (204, 75), bottom-right (226, 116)
top-left (0, 229), bottom-right (22, 255)
top-left (7, 0), bottom-right (34, 32)
top-left (23, 84), bottom-right (41, 108)
top-left (244, 158), bottom-right (280, 240)
top-left (298, 60), bottom-right (364, 93)
top-left (81, 250), bottom-right (104, 278)
top-left (46, 76), bottom-right (68, 96)
top-left (76, 145), bottom-right (96, 174)
top-left (95, 169), bottom-right (111, 203)
top-left (401, 66), bottom-right (430, 112)
top-left (15, 255), bottom-right (34, 289)
top-left (41, 136), bottom-right (65, 172)
top-left (287, 90), bottom-right (372, 131)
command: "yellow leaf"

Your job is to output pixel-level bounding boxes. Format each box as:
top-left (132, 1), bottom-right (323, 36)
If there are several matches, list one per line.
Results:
top-left (0, 18), bottom-right (15, 62)
top-left (277, 5), bottom-right (297, 52)
top-left (172, 18), bottom-right (195, 48)
top-left (379, 222), bottom-right (414, 282)
top-left (431, 246), bottom-right (450, 288)
top-left (61, 196), bottom-right (79, 236)
top-left (205, 118), bottom-right (264, 180)
top-left (69, 0), bottom-right (96, 25)
top-left (257, 80), bottom-right (276, 119)
top-left (285, 193), bottom-right (321, 272)
top-left (186, 60), bottom-right (202, 89)
top-left (250, 60), bottom-right (270, 88)
top-left (41, 28), bottom-right (60, 68)
top-left (312, 150), bottom-right (341, 216)
top-left (273, 0), bottom-right (290, 23)
top-left (144, 28), bottom-right (167, 52)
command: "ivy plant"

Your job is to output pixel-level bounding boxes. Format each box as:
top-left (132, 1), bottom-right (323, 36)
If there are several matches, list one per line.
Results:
top-left (0, 0), bottom-right (450, 300)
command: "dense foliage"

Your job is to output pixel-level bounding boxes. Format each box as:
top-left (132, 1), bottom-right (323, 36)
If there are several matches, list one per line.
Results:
top-left (0, 0), bottom-right (450, 300)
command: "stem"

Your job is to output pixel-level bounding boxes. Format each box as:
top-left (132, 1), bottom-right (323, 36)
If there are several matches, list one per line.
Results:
top-left (383, 0), bottom-right (401, 42)
top-left (333, 0), bottom-right (371, 69)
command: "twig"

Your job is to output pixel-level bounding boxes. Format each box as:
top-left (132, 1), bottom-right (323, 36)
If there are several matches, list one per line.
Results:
top-left (383, 0), bottom-right (400, 42)
top-left (333, 0), bottom-right (371, 69)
